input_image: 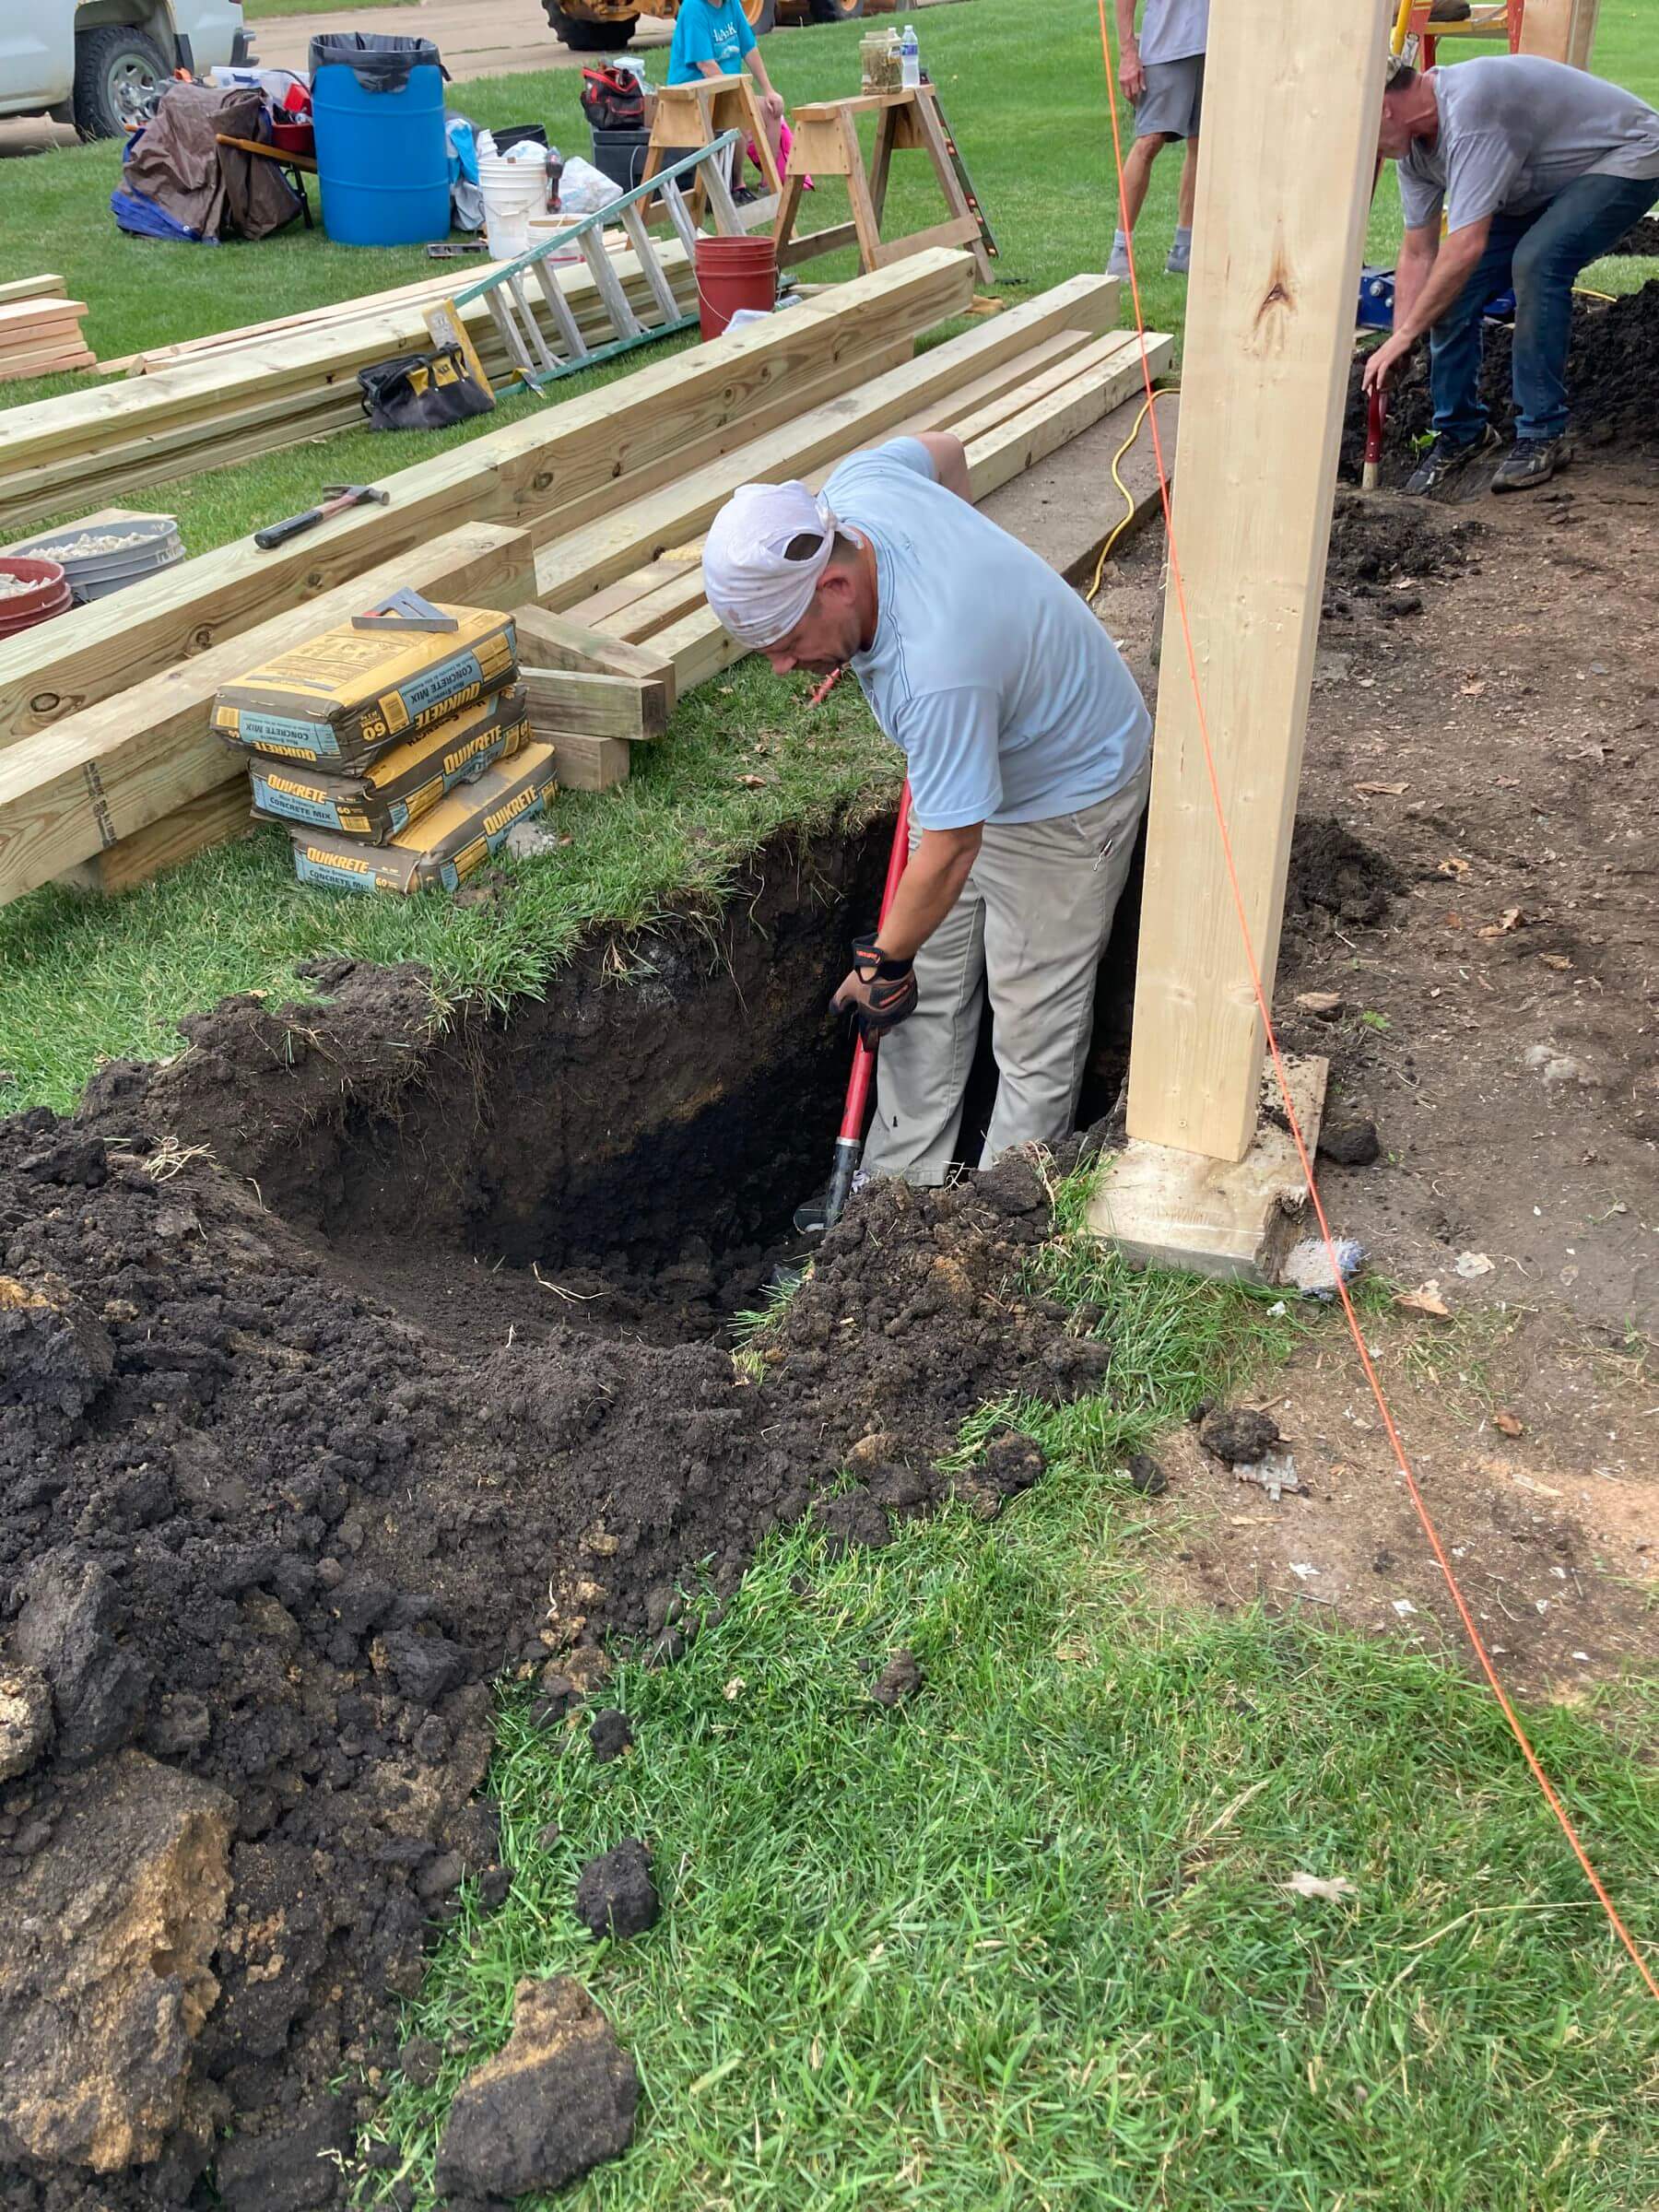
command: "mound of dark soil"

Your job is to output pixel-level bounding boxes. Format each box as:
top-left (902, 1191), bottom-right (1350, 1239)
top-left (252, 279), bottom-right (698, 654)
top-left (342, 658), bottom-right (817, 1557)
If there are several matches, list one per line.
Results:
top-left (1323, 490), bottom-right (1478, 622)
top-left (0, 1093), bottom-right (1094, 2205)
top-left (1340, 279), bottom-right (1659, 483)
top-left (1287, 818), bottom-right (1406, 929)
top-left (1610, 214), bottom-right (1659, 258)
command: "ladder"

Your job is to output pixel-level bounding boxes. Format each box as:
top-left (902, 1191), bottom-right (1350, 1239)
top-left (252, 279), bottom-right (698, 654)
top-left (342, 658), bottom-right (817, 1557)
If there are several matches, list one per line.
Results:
top-left (425, 135), bottom-right (748, 396)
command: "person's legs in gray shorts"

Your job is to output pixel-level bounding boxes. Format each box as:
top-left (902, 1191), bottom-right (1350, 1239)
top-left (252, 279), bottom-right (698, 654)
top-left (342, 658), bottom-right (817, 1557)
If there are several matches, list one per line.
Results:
top-left (1109, 54), bottom-right (1205, 277)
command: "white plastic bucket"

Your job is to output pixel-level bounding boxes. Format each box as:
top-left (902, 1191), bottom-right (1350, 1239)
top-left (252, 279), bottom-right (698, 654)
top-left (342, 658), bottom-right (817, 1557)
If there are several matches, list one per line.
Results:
top-left (478, 156), bottom-right (548, 261)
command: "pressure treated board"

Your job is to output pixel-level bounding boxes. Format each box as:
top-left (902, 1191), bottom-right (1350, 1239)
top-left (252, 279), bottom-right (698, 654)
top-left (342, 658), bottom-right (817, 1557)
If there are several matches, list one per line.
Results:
top-left (60, 780), bottom-right (256, 898)
top-left (533, 274), bottom-right (1124, 608)
top-left (521, 666), bottom-right (666, 741)
top-left (0, 524), bottom-right (534, 905)
top-left (1123, 0), bottom-right (1384, 1163)
top-left (632, 334), bottom-right (1168, 699)
top-left (0, 253), bottom-right (970, 745)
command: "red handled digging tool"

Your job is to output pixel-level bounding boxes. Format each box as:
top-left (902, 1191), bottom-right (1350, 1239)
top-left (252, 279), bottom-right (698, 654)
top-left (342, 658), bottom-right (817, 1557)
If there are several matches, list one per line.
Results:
top-left (820, 779), bottom-right (912, 1233)
top-left (1362, 387), bottom-right (1388, 490)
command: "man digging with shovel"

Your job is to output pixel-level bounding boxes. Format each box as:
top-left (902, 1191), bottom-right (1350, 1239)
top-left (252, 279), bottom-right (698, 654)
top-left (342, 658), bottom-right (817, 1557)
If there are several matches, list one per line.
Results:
top-left (703, 433), bottom-right (1152, 1212)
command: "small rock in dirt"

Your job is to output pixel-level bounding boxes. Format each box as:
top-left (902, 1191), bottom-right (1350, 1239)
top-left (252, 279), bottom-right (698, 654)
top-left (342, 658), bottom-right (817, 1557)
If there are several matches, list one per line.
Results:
top-left (573, 1839), bottom-right (659, 1942)
top-left (433, 1976), bottom-right (639, 2201)
top-left (401, 2034), bottom-right (444, 2088)
top-left (870, 1650), bottom-right (924, 1708)
top-left (0, 1665), bottom-right (53, 1782)
top-left (588, 1709), bottom-right (633, 1764)
top-left (1199, 1408), bottom-right (1283, 1466)
top-left (0, 1751), bottom-right (232, 2171)
top-left (1295, 991), bottom-right (1346, 1021)
top-left (1125, 1453), bottom-right (1169, 1497)
top-left (982, 1430), bottom-right (1046, 1499)
top-left (1317, 1117), bottom-right (1380, 1167)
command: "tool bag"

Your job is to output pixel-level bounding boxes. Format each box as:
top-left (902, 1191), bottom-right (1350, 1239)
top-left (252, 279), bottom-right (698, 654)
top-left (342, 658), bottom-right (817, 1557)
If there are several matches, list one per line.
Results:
top-left (357, 345), bottom-right (495, 432)
top-left (580, 65), bottom-right (646, 134)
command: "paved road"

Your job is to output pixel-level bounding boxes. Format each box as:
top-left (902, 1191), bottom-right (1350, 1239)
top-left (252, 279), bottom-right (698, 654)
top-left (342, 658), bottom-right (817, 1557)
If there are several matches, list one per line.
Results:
top-left (253, 0), bottom-right (672, 83)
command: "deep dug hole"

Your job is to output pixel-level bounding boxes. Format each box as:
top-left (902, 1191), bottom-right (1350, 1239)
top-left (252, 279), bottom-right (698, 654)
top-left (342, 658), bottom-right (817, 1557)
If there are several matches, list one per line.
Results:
top-left (0, 822), bottom-right (1139, 2209)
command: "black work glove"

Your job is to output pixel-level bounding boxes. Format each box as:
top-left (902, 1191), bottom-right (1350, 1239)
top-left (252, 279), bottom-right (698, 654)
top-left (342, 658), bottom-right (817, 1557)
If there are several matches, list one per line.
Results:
top-left (831, 932), bottom-right (918, 1047)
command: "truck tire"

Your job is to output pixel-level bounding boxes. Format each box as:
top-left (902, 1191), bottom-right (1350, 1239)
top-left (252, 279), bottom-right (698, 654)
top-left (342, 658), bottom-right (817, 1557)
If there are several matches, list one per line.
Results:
top-left (807, 0), bottom-right (864, 19)
top-left (545, 6), bottom-right (640, 47)
top-left (73, 25), bottom-right (171, 140)
top-left (746, 0), bottom-right (779, 28)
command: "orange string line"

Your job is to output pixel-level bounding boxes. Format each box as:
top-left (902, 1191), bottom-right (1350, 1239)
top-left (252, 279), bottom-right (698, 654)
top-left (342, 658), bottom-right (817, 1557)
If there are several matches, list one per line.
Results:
top-left (1094, 0), bottom-right (1657, 2002)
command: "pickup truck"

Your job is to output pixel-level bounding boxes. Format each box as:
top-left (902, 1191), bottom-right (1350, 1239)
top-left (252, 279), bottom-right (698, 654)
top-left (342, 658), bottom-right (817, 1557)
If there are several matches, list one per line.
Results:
top-left (545, 0), bottom-right (865, 53)
top-left (0, 1), bottom-right (252, 140)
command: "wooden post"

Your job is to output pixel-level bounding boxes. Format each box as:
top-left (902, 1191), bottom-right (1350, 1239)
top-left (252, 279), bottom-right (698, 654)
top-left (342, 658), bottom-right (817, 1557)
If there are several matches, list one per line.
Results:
top-left (1520, 0), bottom-right (1601, 68)
top-left (1088, 0), bottom-right (1384, 1278)
top-left (1123, 2), bottom-right (1386, 1166)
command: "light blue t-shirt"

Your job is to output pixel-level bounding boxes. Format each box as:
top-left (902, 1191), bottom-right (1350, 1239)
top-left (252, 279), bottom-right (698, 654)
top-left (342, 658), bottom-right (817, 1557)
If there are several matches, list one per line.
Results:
top-left (1140, 0), bottom-right (1209, 67)
top-left (824, 440), bottom-right (1151, 832)
top-left (667, 0), bottom-right (757, 85)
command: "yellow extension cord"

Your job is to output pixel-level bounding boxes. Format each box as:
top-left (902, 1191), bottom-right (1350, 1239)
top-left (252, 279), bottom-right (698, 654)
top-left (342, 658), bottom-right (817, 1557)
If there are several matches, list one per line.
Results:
top-left (1088, 384), bottom-right (1180, 605)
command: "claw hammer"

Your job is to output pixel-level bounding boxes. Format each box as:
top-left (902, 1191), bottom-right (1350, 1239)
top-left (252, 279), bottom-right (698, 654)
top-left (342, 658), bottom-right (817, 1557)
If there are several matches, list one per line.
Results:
top-left (254, 484), bottom-right (390, 552)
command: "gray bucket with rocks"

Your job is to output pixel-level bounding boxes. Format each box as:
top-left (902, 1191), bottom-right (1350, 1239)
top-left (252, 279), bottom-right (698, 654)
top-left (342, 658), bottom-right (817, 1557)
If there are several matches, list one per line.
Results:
top-left (16, 514), bottom-right (184, 603)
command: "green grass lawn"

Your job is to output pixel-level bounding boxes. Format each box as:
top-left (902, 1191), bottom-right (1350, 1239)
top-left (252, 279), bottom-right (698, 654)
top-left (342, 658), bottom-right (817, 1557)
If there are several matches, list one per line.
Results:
top-left (362, 1186), bottom-right (1659, 2211)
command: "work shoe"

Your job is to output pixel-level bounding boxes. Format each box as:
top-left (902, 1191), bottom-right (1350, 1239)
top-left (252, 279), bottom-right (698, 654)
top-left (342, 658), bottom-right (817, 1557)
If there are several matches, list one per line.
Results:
top-left (1106, 232), bottom-right (1132, 280)
top-left (1491, 434), bottom-right (1572, 493)
top-left (1164, 231), bottom-right (1192, 276)
top-left (1403, 424), bottom-right (1502, 496)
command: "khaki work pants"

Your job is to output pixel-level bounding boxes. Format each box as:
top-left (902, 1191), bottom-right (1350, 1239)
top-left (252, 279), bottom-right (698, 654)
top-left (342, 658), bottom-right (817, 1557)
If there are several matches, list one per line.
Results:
top-left (863, 758), bottom-right (1151, 1186)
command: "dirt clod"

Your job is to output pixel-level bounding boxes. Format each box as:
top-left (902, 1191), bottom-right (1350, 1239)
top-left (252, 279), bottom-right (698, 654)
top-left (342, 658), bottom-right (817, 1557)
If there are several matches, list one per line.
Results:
top-left (870, 1650), bottom-right (924, 1708)
top-left (433, 1977), bottom-right (638, 2201)
top-left (0, 1750), bottom-right (232, 2175)
top-left (1126, 1453), bottom-right (1169, 1497)
top-left (573, 1838), bottom-right (659, 1942)
top-left (587, 1710), bottom-right (633, 1764)
top-left (1318, 1118), bottom-right (1381, 1168)
top-left (1199, 1409), bottom-right (1284, 1466)
top-left (400, 2036), bottom-right (443, 2089)
top-left (0, 1664), bottom-right (52, 1781)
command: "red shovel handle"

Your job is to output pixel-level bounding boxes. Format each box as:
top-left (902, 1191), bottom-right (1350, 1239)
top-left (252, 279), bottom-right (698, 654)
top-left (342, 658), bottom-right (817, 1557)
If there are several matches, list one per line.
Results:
top-left (838, 782), bottom-right (912, 1143)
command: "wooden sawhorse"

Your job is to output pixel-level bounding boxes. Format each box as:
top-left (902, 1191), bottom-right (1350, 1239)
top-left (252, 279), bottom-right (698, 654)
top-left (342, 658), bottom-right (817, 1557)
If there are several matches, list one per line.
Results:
top-left (772, 84), bottom-right (995, 282)
top-left (640, 80), bottom-right (783, 236)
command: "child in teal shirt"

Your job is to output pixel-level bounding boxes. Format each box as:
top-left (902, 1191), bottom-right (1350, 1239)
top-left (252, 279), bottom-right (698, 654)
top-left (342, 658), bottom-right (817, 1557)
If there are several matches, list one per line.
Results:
top-left (666, 0), bottom-right (786, 175)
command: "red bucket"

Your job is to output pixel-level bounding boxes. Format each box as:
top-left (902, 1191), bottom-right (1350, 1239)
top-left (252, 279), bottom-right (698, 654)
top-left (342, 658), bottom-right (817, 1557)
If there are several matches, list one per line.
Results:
top-left (696, 234), bottom-right (778, 341)
top-left (0, 556), bottom-right (73, 637)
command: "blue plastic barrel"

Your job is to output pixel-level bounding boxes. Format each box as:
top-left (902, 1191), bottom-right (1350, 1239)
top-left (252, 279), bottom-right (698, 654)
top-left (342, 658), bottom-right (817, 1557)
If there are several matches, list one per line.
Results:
top-left (309, 33), bottom-right (451, 247)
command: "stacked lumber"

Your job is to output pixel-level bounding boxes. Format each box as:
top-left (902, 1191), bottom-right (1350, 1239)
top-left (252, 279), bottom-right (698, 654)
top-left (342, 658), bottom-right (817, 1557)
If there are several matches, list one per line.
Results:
top-left (0, 248), bottom-right (698, 535)
top-left (0, 253), bottom-right (970, 897)
top-left (0, 278), bottom-right (94, 383)
top-left (0, 253), bottom-right (1171, 892)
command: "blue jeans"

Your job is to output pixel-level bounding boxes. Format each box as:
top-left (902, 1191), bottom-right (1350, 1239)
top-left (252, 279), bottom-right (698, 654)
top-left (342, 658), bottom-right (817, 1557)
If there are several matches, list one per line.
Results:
top-left (1429, 170), bottom-right (1657, 444)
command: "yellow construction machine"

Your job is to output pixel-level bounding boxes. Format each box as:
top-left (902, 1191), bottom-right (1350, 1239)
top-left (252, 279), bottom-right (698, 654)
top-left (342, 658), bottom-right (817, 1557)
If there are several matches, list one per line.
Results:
top-left (543, 0), bottom-right (865, 53)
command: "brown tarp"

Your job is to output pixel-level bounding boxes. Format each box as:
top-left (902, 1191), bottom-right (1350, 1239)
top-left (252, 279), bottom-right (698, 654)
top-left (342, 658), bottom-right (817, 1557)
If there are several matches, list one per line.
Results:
top-left (124, 84), bottom-right (302, 243)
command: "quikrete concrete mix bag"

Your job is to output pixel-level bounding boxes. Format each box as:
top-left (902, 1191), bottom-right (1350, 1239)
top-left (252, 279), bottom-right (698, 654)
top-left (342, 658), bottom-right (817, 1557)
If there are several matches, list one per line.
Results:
top-left (249, 687), bottom-right (529, 843)
top-left (290, 741), bottom-right (557, 895)
top-left (214, 606), bottom-right (518, 769)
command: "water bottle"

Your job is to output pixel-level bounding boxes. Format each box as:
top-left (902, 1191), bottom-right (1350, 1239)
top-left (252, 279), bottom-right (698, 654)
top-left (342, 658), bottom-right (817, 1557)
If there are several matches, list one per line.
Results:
top-left (900, 24), bottom-right (921, 89)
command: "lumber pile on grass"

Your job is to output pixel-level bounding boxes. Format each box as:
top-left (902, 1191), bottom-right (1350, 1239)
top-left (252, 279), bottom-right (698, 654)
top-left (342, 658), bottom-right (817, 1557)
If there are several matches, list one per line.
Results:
top-left (0, 248), bottom-right (696, 535)
top-left (0, 278), bottom-right (95, 383)
top-left (0, 250), bottom-right (1171, 896)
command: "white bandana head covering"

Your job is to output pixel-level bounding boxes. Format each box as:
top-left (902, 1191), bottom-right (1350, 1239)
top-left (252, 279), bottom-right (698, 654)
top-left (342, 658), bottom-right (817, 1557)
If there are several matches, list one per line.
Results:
top-left (702, 479), bottom-right (841, 650)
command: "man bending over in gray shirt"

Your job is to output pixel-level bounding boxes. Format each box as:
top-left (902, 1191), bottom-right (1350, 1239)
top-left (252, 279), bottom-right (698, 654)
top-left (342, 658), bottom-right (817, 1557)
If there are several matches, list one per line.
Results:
top-left (1364, 52), bottom-right (1659, 495)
